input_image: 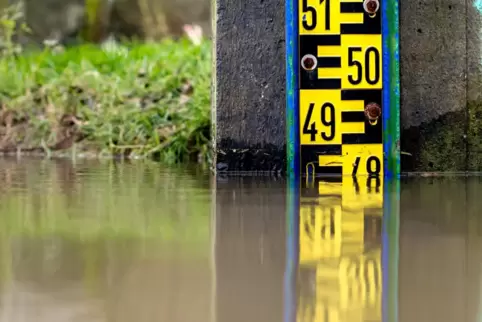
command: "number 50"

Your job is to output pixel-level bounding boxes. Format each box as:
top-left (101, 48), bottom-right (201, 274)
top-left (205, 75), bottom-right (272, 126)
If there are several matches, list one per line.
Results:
top-left (347, 47), bottom-right (381, 85)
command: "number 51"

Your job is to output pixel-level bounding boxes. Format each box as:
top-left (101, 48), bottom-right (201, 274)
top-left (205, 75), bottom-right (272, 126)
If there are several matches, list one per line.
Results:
top-left (302, 0), bottom-right (330, 31)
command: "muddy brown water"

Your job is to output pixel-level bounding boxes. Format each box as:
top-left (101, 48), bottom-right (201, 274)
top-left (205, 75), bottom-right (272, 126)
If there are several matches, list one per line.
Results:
top-left (0, 158), bottom-right (480, 322)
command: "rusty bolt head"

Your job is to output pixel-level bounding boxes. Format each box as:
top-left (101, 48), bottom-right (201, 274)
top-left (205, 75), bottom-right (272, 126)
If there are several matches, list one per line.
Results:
top-left (365, 102), bottom-right (381, 123)
top-left (301, 54), bottom-right (317, 71)
top-left (363, 0), bottom-right (379, 14)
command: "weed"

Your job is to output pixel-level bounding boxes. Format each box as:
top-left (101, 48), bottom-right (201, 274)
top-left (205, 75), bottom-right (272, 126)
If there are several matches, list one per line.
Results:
top-left (0, 38), bottom-right (212, 164)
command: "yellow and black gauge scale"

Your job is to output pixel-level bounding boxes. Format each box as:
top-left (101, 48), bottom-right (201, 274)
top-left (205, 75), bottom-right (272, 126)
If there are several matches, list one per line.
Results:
top-left (298, 0), bottom-right (383, 177)
top-left (297, 176), bottom-right (382, 322)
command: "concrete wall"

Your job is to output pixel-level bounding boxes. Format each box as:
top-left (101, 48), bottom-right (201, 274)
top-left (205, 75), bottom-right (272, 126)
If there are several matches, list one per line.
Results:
top-left (212, 0), bottom-right (286, 174)
top-left (213, 0), bottom-right (482, 173)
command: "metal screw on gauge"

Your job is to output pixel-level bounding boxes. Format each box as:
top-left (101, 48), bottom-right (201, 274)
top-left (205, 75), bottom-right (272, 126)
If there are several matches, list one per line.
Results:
top-left (365, 102), bottom-right (381, 125)
top-left (301, 54), bottom-right (317, 71)
top-left (363, 0), bottom-right (379, 17)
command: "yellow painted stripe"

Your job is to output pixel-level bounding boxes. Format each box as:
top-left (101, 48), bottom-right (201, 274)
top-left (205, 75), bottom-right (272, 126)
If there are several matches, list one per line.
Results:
top-left (340, 13), bottom-right (364, 24)
top-left (341, 122), bottom-right (365, 134)
top-left (317, 68), bottom-right (341, 78)
top-left (318, 155), bottom-right (343, 167)
top-left (318, 182), bottom-right (343, 195)
top-left (341, 100), bottom-right (364, 112)
top-left (317, 46), bottom-right (341, 57)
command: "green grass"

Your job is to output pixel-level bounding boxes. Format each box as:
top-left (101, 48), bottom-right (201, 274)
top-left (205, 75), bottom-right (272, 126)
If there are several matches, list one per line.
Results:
top-left (0, 39), bottom-right (212, 164)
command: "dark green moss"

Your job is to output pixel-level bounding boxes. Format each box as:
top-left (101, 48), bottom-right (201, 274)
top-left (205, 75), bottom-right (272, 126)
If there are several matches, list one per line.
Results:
top-left (401, 111), bottom-right (466, 172)
top-left (467, 100), bottom-right (482, 171)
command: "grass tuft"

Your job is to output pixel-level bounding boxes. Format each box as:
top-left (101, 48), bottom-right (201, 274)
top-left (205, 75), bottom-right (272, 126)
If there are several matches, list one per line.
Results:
top-left (0, 38), bottom-right (212, 164)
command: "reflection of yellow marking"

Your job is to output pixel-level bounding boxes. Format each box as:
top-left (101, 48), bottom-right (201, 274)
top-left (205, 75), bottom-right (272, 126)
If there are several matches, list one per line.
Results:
top-left (318, 181), bottom-right (342, 196)
top-left (338, 251), bottom-right (381, 316)
top-left (298, 176), bottom-right (382, 322)
top-left (341, 176), bottom-right (383, 210)
top-left (299, 204), bottom-right (342, 262)
top-left (316, 303), bottom-right (340, 322)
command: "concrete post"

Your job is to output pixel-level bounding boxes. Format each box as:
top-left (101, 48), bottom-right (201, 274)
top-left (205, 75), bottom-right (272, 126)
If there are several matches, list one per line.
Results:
top-left (399, 1), bottom-right (468, 172)
top-left (213, 0), bottom-right (482, 173)
top-left (212, 0), bottom-right (286, 175)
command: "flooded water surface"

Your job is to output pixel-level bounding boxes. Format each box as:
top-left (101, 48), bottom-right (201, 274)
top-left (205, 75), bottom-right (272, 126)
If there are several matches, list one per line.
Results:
top-left (0, 158), bottom-right (480, 322)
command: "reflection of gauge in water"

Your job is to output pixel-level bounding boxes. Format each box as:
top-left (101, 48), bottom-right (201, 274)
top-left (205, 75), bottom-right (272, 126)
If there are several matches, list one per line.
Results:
top-left (301, 54), bottom-right (318, 71)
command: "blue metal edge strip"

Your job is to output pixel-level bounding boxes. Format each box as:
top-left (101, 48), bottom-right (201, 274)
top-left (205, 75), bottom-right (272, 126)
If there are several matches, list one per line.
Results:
top-left (382, 0), bottom-right (400, 320)
top-left (382, 0), bottom-right (401, 179)
top-left (382, 178), bottom-right (400, 322)
top-left (284, 0), bottom-right (299, 316)
top-left (382, 0), bottom-right (391, 178)
top-left (284, 176), bottom-right (300, 322)
top-left (285, 0), bottom-right (300, 179)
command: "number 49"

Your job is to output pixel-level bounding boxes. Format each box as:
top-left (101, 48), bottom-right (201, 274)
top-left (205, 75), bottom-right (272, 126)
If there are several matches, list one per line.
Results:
top-left (303, 102), bottom-right (335, 141)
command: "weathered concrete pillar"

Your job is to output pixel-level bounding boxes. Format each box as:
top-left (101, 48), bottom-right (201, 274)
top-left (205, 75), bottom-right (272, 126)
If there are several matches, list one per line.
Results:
top-left (467, 1), bottom-right (482, 171)
top-left (212, 0), bottom-right (286, 175)
top-left (213, 0), bottom-right (482, 173)
top-left (399, 1), bottom-right (468, 172)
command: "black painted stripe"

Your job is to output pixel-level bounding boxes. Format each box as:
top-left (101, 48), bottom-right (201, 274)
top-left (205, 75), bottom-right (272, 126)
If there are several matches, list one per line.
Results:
top-left (300, 77), bottom-right (341, 90)
top-left (342, 111), bottom-right (365, 122)
top-left (316, 166), bottom-right (343, 175)
top-left (341, 89), bottom-right (382, 101)
top-left (318, 177), bottom-right (343, 183)
top-left (342, 120), bottom-right (383, 144)
top-left (301, 144), bottom-right (342, 158)
top-left (318, 57), bottom-right (341, 68)
top-left (300, 35), bottom-right (341, 57)
top-left (341, 23), bottom-right (381, 34)
top-left (340, 2), bottom-right (364, 13)
top-left (299, 35), bottom-right (341, 51)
